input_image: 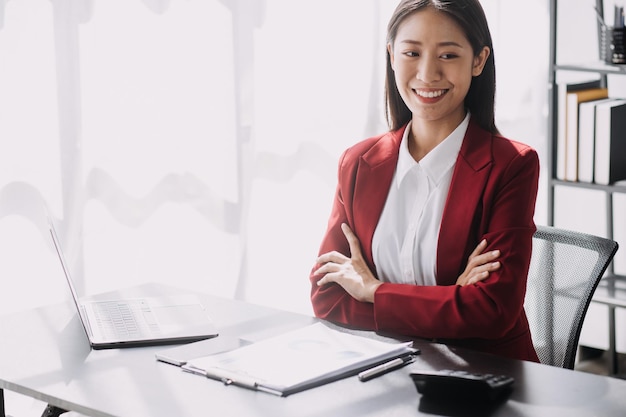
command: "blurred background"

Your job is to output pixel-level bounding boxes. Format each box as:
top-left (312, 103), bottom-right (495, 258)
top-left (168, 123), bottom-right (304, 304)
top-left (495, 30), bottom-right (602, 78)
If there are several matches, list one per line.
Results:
top-left (0, 0), bottom-right (554, 317)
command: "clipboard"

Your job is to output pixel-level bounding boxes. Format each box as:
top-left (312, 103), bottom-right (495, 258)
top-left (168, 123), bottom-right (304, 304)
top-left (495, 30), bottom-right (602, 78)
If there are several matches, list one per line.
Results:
top-left (180, 323), bottom-right (418, 396)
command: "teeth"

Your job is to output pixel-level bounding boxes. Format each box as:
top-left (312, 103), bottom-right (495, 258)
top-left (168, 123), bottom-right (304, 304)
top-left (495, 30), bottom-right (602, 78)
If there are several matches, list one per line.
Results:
top-left (416, 90), bottom-right (445, 98)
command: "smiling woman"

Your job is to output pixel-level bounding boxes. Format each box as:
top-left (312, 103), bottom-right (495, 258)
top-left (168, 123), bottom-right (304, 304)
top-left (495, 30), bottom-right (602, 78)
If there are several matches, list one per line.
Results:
top-left (310, 0), bottom-right (541, 363)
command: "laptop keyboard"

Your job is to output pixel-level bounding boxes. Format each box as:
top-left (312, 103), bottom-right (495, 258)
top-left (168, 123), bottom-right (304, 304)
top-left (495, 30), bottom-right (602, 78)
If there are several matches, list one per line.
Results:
top-left (92, 300), bottom-right (160, 339)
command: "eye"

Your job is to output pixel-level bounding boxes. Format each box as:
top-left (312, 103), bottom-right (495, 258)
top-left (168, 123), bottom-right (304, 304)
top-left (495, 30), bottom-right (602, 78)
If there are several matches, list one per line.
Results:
top-left (403, 51), bottom-right (419, 58)
top-left (440, 53), bottom-right (459, 59)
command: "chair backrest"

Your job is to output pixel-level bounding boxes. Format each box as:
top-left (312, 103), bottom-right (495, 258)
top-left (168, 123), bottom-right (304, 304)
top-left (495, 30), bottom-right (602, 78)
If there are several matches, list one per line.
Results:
top-left (524, 225), bottom-right (618, 369)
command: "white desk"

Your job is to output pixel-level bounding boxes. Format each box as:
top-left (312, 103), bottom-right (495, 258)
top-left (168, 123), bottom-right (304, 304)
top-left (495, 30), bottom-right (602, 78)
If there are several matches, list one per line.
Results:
top-left (2, 284), bottom-right (626, 417)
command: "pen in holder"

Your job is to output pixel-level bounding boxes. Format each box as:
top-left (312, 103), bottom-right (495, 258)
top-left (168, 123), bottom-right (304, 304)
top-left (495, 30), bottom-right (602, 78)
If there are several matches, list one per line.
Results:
top-left (613, 26), bottom-right (626, 64)
top-left (601, 25), bottom-right (626, 64)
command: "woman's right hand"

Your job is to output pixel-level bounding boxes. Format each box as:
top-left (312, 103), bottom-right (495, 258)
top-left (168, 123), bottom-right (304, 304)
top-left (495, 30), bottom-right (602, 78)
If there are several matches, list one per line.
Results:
top-left (455, 239), bottom-right (501, 286)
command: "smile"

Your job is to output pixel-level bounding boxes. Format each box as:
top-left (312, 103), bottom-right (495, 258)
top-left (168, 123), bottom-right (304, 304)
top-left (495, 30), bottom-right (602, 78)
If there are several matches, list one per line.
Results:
top-left (414, 89), bottom-right (447, 98)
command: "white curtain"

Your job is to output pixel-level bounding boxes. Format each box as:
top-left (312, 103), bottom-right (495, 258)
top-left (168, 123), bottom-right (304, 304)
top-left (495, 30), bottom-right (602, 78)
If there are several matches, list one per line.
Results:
top-left (0, 0), bottom-right (548, 317)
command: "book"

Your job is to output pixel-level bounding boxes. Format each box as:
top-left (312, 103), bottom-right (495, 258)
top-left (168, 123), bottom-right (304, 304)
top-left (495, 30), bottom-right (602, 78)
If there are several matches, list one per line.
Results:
top-left (577, 98), bottom-right (616, 183)
top-left (181, 322), bottom-right (416, 396)
top-left (594, 99), bottom-right (626, 185)
top-left (556, 79), bottom-right (604, 181)
top-left (564, 87), bottom-right (608, 181)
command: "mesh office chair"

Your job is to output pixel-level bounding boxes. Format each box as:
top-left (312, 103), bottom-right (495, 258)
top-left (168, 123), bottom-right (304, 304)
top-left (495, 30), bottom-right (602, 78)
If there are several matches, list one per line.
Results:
top-left (524, 225), bottom-right (618, 369)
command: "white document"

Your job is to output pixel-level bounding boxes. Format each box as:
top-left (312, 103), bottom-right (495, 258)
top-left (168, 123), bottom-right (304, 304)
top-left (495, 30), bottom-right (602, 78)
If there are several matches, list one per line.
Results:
top-left (182, 322), bottom-right (415, 396)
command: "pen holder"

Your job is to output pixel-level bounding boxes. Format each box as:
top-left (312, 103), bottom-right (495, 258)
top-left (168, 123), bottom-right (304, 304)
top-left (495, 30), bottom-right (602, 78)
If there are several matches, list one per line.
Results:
top-left (601, 26), bottom-right (626, 64)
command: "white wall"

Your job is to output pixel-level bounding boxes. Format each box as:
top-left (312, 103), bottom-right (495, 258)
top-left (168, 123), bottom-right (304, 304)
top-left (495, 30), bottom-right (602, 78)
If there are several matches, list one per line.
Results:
top-left (0, 0), bottom-right (394, 317)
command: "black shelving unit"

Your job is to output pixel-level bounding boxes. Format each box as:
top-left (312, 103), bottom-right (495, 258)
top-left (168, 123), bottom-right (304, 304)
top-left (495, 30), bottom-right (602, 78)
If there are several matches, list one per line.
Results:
top-left (548, 0), bottom-right (625, 375)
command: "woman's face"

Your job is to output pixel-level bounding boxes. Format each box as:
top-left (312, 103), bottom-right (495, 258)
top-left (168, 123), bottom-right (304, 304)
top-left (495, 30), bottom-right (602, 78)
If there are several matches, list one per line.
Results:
top-left (388, 7), bottom-right (489, 127)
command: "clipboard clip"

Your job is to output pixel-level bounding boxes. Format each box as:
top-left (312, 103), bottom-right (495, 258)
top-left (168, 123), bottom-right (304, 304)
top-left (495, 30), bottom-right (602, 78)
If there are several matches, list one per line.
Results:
top-left (183, 364), bottom-right (283, 395)
top-left (207, 368), bottom-right (259, 390)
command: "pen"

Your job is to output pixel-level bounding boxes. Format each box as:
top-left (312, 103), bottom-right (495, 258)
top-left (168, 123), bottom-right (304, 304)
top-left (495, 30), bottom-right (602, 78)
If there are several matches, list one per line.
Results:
top-left (616, 5), bottom-right (625, 28)
top-left (358, 354), bottom-right (417, 382)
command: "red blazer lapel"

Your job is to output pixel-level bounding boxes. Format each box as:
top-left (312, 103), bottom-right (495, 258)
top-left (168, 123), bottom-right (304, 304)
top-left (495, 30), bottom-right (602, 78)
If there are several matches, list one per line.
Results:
top-left (352, 127), bottom-right (405, 266)
top-left (437, 120), bottom-right (493, 285)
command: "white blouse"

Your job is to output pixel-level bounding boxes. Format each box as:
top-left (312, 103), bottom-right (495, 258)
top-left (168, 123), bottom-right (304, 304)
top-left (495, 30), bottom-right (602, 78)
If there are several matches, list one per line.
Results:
top-left (371, 113), bottom-right (469, 285)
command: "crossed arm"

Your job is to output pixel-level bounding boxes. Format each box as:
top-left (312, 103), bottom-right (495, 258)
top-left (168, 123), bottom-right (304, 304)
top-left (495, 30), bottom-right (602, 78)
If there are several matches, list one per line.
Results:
top-left (314, 222), bottom-right (500, 303)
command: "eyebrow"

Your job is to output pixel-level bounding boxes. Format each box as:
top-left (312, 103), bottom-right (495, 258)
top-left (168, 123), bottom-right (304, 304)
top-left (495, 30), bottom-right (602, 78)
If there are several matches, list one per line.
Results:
top-left (398, 40), bottom-right (464, 48)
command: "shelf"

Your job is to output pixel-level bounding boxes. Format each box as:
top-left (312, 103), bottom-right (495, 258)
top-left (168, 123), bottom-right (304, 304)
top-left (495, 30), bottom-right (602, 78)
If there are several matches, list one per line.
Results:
top-left (549, 0), bottom-right (625, 376)
top-left (550, 179), bottom-right (626, 193)
top-left (556, 62), bottom-right (626, 75)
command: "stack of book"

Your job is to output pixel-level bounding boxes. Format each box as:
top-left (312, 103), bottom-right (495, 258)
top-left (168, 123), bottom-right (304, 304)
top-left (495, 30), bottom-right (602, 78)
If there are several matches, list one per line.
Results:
top-left (556, 79), bottom-right (626, 185)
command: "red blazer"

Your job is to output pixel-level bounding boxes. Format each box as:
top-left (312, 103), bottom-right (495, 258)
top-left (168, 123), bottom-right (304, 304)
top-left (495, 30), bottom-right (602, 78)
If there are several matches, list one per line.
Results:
top-left (310, 117), bottom-right (540, 362)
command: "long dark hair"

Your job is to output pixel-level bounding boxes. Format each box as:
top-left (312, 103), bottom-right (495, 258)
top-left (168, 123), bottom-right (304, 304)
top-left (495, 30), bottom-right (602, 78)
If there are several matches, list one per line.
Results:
top-left (384, 0), bottom-right (499, 134)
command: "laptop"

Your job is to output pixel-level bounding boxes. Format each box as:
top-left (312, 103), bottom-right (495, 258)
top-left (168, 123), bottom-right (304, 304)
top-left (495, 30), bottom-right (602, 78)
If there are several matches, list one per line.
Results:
top-left (48, 217), bottom-right (219, 349)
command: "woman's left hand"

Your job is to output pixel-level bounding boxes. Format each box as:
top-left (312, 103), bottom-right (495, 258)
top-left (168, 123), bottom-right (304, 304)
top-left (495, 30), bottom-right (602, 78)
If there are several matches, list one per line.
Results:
top-left (314, 223), bottom-right (382, 303)
top-left (455, 239), bottom-right (501, 286)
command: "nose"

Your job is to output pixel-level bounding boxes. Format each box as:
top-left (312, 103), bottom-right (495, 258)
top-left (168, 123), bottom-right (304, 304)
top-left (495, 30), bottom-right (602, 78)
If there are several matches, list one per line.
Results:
top-left (416, 55), bottom-right (441, 83)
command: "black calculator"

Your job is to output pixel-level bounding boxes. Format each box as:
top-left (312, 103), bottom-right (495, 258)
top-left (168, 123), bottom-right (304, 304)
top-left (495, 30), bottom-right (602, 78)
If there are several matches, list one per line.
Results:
top-left (410, 369), bottom-right (514, 402)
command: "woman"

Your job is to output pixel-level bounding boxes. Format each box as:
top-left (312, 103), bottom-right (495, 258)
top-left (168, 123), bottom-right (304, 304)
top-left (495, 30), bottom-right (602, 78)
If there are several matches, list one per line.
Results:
top-left (310, 0), bottom-right (540, 362)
